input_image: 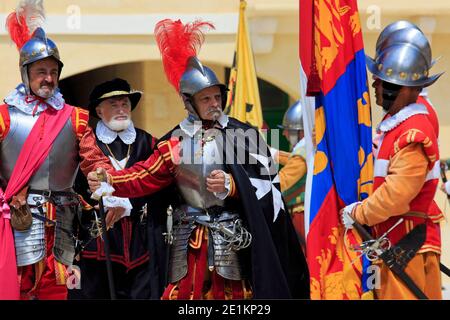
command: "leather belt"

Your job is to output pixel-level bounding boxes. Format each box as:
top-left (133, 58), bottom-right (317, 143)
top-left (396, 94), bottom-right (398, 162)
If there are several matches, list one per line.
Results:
top-left (403, 211), bottom-right (428, 219)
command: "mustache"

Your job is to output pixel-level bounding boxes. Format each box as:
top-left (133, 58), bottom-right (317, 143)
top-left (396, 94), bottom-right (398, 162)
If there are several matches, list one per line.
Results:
top-left (112, 115), bottom-right (130, 120)
top-left (207, 108), bottom-right (221, 115)
top-left (40, 82), bottom-right (54, 88)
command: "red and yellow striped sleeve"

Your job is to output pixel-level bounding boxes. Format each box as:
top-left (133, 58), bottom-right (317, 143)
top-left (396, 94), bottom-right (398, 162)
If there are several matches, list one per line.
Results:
top-left (71, 107), bottom-right (89, 140)
top-left (392, 128), bottom-right (438, 170)
top-left (0, 104), bottom-right (11, 141)
top-left (71, 107), bottom-right (113, 175)
top-left (109, 139), bottom-right (177, 198)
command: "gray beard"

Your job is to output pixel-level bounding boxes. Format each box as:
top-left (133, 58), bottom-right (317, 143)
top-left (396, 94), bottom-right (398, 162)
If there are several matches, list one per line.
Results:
top-left (104, 118), bottom-right (131, 132)
top-left (36, 87), bottom-right (55, 99)
top-left (209, 109), bottom-right (222, 122)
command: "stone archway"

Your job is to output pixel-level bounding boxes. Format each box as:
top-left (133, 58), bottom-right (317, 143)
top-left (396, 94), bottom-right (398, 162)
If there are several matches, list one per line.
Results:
top-left (60, 60), bottom-right (293, 141)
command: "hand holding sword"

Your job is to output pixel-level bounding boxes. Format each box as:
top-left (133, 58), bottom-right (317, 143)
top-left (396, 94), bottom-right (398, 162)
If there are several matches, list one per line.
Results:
top-left (90, 167), bottom-right (117, 299)
top-left (339, 205), bottom-right (428, 299)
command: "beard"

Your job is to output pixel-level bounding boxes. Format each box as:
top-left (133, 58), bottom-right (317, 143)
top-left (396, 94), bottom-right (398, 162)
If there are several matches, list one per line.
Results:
top-left (207, 108), bottom-right (222, 121)
top-left (104, 117), bottom-right (131, 132)
top-left (36, 86), bottom-right (56, 99)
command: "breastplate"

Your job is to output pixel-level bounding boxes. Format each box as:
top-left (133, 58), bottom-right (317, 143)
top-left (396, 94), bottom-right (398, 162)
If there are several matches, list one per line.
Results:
top-left (0, 106), bottom-right (79, 191)
top-left (175, 128), bottom-right (226, 209)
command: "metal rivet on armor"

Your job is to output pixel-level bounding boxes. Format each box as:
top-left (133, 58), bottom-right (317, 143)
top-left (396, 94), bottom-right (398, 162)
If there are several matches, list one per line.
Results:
top-left (399, 72), bottom-right (407, 79)
top-left (385, 68), bottom-right (393, 76)
top-left (378, 64), bottom-right (383, 71)
top-left (412, 73), bottom-right (420, 81)
top-left (31, 51), bottom-right (37, 57)
top-left (424, 70), bottom-right (429, 77)
top-left (40, 47), bottom-right (45, 52)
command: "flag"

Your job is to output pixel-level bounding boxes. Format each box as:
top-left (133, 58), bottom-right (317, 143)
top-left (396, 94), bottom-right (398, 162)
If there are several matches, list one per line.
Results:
top-left (224, 0), bottom-right (263, 130)
top-left (300, 0), bottom-right (374, 299)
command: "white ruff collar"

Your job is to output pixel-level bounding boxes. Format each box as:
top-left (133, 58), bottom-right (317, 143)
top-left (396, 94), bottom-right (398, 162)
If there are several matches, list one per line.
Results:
top-left (179, 113), bottom-right (229, 137)
top-left (4, 84), bottom-right (65, 115)
top-left (96, 120), bottom-right (136, 145)
top-left (377, 103), bottom-right (429, 133)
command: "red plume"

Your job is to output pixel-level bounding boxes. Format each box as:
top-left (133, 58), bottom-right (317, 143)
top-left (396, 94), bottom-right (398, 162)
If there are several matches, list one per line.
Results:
top-left (6, 0), bottom-right (46, 51)
top-left (6, 12), bottom-right (31, 50)
top-left (154, 19), bottom-right (215, 91)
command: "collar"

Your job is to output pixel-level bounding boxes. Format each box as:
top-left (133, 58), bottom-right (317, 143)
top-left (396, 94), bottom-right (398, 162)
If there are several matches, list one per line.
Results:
top-left (179, 113), bottom-right (229, 137)
top-left (419, 88), bottom-right (428, 98)
top-left (96, 120), bottom-right (136, 145)
top-left (4, 83), bottom-right (65, 115)
top-left (292, 138), bottom-right (307, 159)
top-left (377, 103), bottom-right (429, 133)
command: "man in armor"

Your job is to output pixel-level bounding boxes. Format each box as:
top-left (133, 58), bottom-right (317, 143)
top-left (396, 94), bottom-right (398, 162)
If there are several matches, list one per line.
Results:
top-left (88, 19), bottom-right (309, 299)
top-left (341, 23), bottom-right (444, 299)
top-left (0, 1), bottom-right (110, 300)
top-left (69, 78), bottom-right (167, 299)
top-left (270, 101), bottom-right (307, 251)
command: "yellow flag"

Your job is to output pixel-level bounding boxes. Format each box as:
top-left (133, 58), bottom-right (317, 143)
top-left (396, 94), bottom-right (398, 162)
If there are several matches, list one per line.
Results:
top-left (225, 0), bottom-right (263, 129)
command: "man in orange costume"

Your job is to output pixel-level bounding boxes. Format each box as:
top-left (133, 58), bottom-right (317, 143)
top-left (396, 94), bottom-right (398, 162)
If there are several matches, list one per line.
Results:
top-left (341, 24), bottom-right (444, 299)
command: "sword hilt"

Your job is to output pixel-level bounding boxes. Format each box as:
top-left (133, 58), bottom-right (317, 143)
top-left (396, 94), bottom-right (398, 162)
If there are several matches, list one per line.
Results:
top-left (163, 205), bottom-right (174, 244)
top-left (352, 218), bottom-right (403, 261)
top-left (96, 167), bottom-right (107, 183)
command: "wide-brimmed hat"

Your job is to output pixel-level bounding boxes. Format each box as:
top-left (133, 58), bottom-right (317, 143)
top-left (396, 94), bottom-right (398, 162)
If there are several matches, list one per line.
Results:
top-left (366, 28), bottom-right (443, 88)
top-left (88, 78), bottom-right (142, 112)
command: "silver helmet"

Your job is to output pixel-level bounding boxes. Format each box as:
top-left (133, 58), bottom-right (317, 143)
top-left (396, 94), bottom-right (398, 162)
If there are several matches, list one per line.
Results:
top-left (374, 20), bottom-right (438, 68)
top-left (278, 100), bottom-right (304, 131)
top-left (179, 57), bottom-right (227, 97)
top-left (366, 28), bottom-right (443, 87)
top-left (278, 101), bottom-right (304, 147)
top-left (179, 57), bottom-right (227, 117)
top-left (19, 27), bottom-right (64, 95)
top-left (375, 21), bottom-right (421, 55)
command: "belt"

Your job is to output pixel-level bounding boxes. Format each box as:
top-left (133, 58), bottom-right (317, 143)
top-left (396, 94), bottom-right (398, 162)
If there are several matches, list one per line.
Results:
top-left (180, 205), bottom-right (225, 217)
top-left (175, 205), bottom-right (237, 223)
top-left (403, 211), bottom-right (428, 219)
top-left (28, 189), bottom-right (76, 198)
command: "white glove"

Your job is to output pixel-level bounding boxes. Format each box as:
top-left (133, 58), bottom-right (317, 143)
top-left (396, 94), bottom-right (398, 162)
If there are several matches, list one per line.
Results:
top-left (91, 182), bottom-right (115, 201)
top-left (341, 202), bottom-right (360, 229)
top-left (103, 196), bottom-right (133, 218)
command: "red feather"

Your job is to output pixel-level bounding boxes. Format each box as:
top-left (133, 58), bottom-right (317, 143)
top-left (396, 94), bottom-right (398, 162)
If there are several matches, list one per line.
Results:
top-left (6, 12), bottom-right (31, 50)
top-left (154, 19), bottom-right (215, 91)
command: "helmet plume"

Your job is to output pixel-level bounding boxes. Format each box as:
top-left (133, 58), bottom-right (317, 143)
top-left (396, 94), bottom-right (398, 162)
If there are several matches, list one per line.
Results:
top-left (154, 19), bottom-right (214, 91)
top-left (6, 0), bottom-right (46, 50)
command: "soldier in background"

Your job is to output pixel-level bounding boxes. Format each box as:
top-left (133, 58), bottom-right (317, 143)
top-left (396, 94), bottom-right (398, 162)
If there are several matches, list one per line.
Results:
top-left (270, 101), bottom-right (307, 252)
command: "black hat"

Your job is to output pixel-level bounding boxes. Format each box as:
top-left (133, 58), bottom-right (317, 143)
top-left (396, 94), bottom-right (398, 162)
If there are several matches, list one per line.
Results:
top-left (88, 78), bottom-right (142, 113)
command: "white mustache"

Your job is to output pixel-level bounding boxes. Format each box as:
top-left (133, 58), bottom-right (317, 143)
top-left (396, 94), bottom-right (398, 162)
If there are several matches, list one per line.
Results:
top-left (207, 108), bottom-right (221, 115)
